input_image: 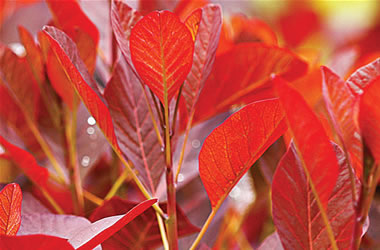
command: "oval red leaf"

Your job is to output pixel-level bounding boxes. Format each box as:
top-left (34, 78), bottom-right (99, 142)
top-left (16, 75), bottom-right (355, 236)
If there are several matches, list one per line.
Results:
top-left (130, 10), bottom-right (194, 104)
top-left (0, 183), bottom-right (22, 236)
top-left (199, 99), bottom-right (286, 208)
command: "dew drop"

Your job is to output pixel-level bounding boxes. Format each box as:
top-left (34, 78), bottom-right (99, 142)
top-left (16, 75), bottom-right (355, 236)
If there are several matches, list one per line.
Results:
top-left (87, 127), bottom-right (95, 135)
top-left (9, 43), bottom-right (25, 56)
top-left (87, 116), bottom-right (96, 125)
top-left (191, 139), bottom-right (200, 149)
top-left (81, 156), bottom-right (90, 167)
top-left (0, 145), bottom-right (4, 154)
top-left (178, 174), bottom-right (185, 182)
top-left (160, 146), bottom-right (165, 152)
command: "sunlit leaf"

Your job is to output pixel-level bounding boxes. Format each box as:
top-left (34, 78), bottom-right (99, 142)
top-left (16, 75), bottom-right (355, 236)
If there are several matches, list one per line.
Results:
top-left (0, 183), bottom-right (22, 236)
top-left (274, 76), bottom-right (340, 208)
top-left (272, 142), bottom-right (357, 249)
top-left (194, 43), bottom-right (308, 124)
top-left (104, 58), bottom-right (165, 194)
top-left (321, 66), bottom-right (363, 178)
top-left (130, 10), bottom-right (194, 104)
top-left (184, 8), bottom-right (202, 41)
top-left (199, 99), bottom-right (286, 208)
top-left (258, 232), bottom-right (284, 250)
top-left (89, 197), bottom-right (199, 249)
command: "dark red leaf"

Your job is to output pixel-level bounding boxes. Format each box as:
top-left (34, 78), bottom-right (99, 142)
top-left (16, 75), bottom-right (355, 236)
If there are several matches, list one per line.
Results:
top-left (181, 4), bottom-right (222, 127)
top-left (104, 58), bottom-right (165, 194)
top-left (77, 198), bottom-right (157, 250)
top-left (194, 43), bottom-right (308, 124)
top-left (111, 0), bottom-right (142, 70)
top-left (359, 77), bottom-right (380, 162)
top-left (89, 197), bottom-right (199, 249)
top-left (130, 10), bottom-right (194, 104)
top-left (321, 66), bottom-right (363, 178)
top-left (272, 142), bottom-right (357, 249)
top-left (0, 183), bottom-right (22, 236)
top-left (346, 58), bottom-right (380, 95)
top-left (41, 26), bottom-right (119, 152)
top-left (199, 99), bottom-right (286, 208)
top-left (274, 76), bottom-right (340, 208)
top-left (0, 235), bottom-right (74, 250)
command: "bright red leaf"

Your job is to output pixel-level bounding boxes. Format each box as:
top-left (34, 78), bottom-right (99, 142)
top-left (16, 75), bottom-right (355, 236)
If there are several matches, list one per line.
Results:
top-left (274, 76), bottom-right (340, 209)
top-left (104, 58), bottom-right (165, 194)
top-left (272, 142), bottom-right (357, 249)
top-left (130, 10), bottom-right (194, 104)
top-left (76, 198), bottom-right (157, 250)
top-left (321, 66), bottom-right (363, 178)
top-left (90, 197), bottom-right (199, 249)
top-left (346, 58), bottom-right (380, 96)
top-left (181, 4), bottom-right (222, 128)
top-left (0, 235), bottom-right (74, 250)
top-left (199, 99), bottom-right (287, 208)
top-left (41, 26), bottom-right (119, 152)
top-left (111, 0), bottom-right (142, 70)
top-left (194, 43), bottom-right (308, 124)
top-left (359, 77), bottom-right (380, 162)
top-left (0, 183), bottom-right (22, 236)
top-left (184, 8), bottom-right (202, 41)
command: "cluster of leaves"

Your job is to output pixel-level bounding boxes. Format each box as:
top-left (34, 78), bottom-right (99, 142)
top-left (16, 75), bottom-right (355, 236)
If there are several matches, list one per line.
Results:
top-left (1, 0), bottom-right (380, 249)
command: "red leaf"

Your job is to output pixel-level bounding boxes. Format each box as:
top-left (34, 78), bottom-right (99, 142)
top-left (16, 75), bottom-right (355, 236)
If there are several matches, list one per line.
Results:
top-left (46, 0), bottom-right (99, 47)
top-left (130, 10), bottom-right (194, 104)
top-left (274, 76), bottom-right (340, 209)
top-left (277, 6), bottom-right (320, 47)
top-left (41, 26), bottom-right (119, 152)
top-left (0, 235), bottom-right (74, 250)
top-left (346, 58), bottom-right (380, 95)
top-left (111, 0), bottom-right (142, 70)
top-left (272, 142), bottom-right (357, 249)
top-left (181, 4), bottom-right (222, 126)
top-left (89, 197), bottom-right (199, 249)
top-left (174, 0), bottom-right (209, 20)
top-left (104, 58), bottom-right (165, 194)
top-left (359, 77), bottom-right (380, 162)
top-left (199, 99), bottom-right (286, 208)
top-left (0, 183), bottom-right (22, 236)
top-left (77, 199), bottom-right (157, 250)
top-left (0, 85), bottom-right (41, 157)
top-left (46, 0), bottom-right (99, 73)
top-left (18, 26), bottom-right (45, 85)
top-left (0, 44), bottom-right (40, 120)
top-left (0, 136), bottom-right (49, 189)
top-left (184, 8), bottom-right (202, 41)
top-left (230, 14), bottom-right (277, 45)
top-left (321, 66), bottom-right (363, 178)
top-left (194, 43), bottom-right (308, 124)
